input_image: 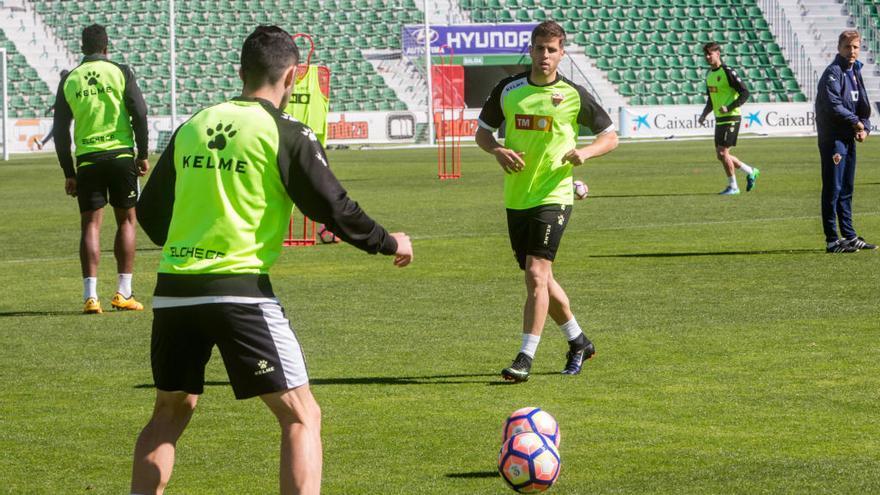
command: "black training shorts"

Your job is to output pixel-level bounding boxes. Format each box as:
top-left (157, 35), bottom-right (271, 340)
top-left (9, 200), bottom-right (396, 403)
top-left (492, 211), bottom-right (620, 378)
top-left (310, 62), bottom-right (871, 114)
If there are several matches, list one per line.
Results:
top-left (506, 204), bottom-right (572, 270)
top-left (151, 300), bottom-right (309, 400)
top-left (714, 120), bottom-right (741, 148)
top-left (75, 155), bottom-right (139, 213)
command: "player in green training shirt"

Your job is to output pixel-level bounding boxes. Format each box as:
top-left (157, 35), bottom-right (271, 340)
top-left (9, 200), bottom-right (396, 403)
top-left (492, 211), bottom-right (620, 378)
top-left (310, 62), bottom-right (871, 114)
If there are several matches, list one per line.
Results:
top-left (54, 24), bottom-right (150, 313)
top-left (130, 26), bottom-right (412, 494)
top-left (698, 41), bottom-right (760, 195)
top-left (475, 21), bottom-right (618, 382)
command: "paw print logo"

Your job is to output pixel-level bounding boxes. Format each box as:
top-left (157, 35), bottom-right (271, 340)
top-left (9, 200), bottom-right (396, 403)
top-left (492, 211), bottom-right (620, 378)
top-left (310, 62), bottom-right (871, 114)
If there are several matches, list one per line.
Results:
top-left (206, 122), bottom-right (237, 151)
top-left (257, 360), bottom-right (268, 370)
top-left (85, 70), bottom-right (100, 86)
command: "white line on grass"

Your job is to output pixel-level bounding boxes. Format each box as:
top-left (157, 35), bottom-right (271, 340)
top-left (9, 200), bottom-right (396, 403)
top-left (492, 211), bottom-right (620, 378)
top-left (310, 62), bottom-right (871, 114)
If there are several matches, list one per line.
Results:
top-left (410, 211), bottom-right (880, 240)
top-left (2, 212), bottom-right (878, 263)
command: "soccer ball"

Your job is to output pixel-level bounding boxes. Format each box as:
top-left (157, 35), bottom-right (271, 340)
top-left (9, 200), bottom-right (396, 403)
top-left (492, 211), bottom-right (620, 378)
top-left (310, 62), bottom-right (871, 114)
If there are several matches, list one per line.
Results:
top-left (503, 407), bottom-right (560, 448)
top-left (498, 432), bottom-right (561, 493)
top-left (317, 224), bottom-right (339, 244)
top-left (573, 180), bottom-right (588, 200)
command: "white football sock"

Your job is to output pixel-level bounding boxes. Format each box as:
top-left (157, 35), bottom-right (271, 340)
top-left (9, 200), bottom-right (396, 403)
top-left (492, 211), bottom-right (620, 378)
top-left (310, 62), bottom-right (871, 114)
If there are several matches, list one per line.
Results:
top-left (738, 163), bottom-right (753, 175)
top-left (559, 317), bottom-right (584, 342)
top-left (117, 273), bottom-right (133, 298)
top-left (83, 277), bottom-right (98, 301)
top-left (520, 333), bottom-right (541, 358)
top-left (727, 175), bottom-right (738, 188)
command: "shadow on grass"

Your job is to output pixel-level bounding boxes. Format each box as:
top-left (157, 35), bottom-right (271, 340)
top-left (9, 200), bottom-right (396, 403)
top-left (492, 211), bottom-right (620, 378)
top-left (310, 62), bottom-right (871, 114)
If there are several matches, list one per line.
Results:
top-left (590, 248), bottom-right (818, 258)
top-left (0, 310), bottom-right (84, 317)
top-left (134, 373), bottom-right (517, 389)
top-left (446, 471), bottom-right (499, 479)
top-left (589, 192), bottom-right (717, 199)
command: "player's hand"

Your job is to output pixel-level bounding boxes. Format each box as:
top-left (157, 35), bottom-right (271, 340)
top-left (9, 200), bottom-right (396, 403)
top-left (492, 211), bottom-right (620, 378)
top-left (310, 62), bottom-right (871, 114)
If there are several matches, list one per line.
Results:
top-left (390, 232), bottom-right (412, 267)
top-left (492, 147), bottom-right (525, 174)
top-left (562, 148), bottom-right (591, 166)
top-left (698, 116), bottom-right (706, 126)
top-left (853, 121), bottom-right (865, 132)
top-left (64, 177), bottom-right (77, 197)
top-left (136, 158), bottom-right (150, 176)
top-left (856, 130), bottom-right (868, 142)
top-left (720, 105), bottom-right (729, 113)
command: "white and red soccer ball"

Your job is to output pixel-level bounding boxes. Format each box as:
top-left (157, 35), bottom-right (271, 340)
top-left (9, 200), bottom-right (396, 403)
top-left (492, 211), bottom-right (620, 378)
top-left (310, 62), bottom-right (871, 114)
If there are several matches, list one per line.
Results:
top-left (502, 407), bottom-right (560, 448)
top-left (498, 431), bottom-right (561, 493)
top-left (498, 408), bottom-right (561, 493)
top-left (573, 180), bottom-right (589, 200)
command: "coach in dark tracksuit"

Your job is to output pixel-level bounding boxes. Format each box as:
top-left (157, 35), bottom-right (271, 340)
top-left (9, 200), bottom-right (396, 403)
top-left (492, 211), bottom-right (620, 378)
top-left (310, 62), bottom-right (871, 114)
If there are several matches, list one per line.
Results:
top-left (816, 30), bottom-right (876, 253)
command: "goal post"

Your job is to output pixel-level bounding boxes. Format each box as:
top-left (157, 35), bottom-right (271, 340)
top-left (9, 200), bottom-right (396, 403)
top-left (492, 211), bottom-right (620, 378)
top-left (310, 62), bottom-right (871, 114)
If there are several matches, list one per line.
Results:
top-left (1, 48), bottom-right (8, 161)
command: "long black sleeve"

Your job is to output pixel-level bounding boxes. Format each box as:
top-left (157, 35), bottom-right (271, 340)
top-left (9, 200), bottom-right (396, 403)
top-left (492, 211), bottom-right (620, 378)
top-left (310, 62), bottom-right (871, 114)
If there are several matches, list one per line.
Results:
top-left (723, 65), bottom-right (749, 111)
top-left (121, 65), bottom-right (149, 159)
top-left (277, 120), bottom-right (397, 255)
top-left (136, 132), bottom-right (177, 246)
top-left (52, 75), bottom-right (75, 178)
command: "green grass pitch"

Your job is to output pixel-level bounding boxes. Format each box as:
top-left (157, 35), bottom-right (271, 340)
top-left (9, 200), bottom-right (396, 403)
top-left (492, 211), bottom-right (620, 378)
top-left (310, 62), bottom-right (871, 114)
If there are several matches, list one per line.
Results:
top-left (0, 136), bottom-right (878, 493)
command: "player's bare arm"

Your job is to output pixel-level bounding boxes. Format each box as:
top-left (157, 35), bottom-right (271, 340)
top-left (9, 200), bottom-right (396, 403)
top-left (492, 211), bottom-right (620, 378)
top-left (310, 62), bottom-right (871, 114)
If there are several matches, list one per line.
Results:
top-left (136, 158), bottom-right (150, 176)
top-left (64, 177), bottom-right (77, 197)
top-left (475, 127), bottom-right (525, 174)
top-left (562, 130), bottom-right (619, 166)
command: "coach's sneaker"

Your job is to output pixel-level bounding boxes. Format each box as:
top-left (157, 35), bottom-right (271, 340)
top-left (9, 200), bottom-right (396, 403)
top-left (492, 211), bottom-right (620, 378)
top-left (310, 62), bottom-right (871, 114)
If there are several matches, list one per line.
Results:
top-left (111, 292), bottom-right (144, 311)
top-left (746, 168), bottom-right (760, 192)
top-left (845, 236), bottom-right (878, 250)
top-left (502, 353), bottom-right (533, 383)
top-left (82, 297), bottom-right (103, 314)
top-left (718, 186), bottom-right (740, 195)
top-left (826, 240), bottom-right (859, 253)
top-left (561, 335), bottom-right (595, 375)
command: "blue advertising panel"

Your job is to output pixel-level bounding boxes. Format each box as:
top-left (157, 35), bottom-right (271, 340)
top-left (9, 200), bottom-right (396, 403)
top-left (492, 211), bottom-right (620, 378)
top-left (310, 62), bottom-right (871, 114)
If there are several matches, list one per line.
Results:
top-left (403, 23), bottom-right (537, 56)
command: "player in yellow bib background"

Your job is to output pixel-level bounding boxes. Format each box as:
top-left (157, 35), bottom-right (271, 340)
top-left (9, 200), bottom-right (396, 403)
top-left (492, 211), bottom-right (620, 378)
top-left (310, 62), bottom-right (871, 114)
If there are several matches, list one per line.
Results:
top-left (475, 21), bottom-right (618, 382)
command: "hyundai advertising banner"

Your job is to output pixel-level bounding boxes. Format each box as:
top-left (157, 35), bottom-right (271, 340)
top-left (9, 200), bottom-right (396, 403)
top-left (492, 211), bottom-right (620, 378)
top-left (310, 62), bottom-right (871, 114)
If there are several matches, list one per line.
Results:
top-left (620, 103), bottom-right (817, 138)
top-left (402, 23), bottom-right (537, 57)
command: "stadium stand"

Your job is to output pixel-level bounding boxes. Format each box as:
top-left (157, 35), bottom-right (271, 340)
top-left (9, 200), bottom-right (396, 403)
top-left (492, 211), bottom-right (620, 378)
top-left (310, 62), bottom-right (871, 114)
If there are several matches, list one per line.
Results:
top-left (32, 0), bottom-right (409, 115)
top-left (848, 0), bottom-right (880, 57)
top-left (6, 0), bottom-right (809, 118)
top-left (459, 0), bottom-right (808, 104)
top-left (0, 30), bottom-right (53, 118)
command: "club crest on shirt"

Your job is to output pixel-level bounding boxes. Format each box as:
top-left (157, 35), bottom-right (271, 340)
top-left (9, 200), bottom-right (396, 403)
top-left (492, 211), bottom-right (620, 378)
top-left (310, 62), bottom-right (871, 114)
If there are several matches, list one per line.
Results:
top-left (832, 153), bottom-right (842, 165)
top-left (551, 92), bottom-right (564, 106)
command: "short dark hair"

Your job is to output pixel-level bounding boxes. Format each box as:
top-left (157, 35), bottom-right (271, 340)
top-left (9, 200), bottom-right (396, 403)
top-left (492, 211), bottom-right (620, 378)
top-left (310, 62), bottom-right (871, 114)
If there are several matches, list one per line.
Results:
top-left (838, 30), bottom-right (861, 48)
top-left (702, 42), bottom-right (721, 55)
top-left (531, 21), bottom-right (566, 47)
top-left (81, 24), bottom-right (108, 55)
top-left (240, 25), bottom-right (300, 89)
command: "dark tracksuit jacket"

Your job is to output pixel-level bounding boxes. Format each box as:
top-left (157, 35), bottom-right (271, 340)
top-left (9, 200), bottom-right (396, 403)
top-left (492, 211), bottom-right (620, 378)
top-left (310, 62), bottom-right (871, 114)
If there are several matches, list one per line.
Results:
top-left (815, 55), bottom-right (872, 242)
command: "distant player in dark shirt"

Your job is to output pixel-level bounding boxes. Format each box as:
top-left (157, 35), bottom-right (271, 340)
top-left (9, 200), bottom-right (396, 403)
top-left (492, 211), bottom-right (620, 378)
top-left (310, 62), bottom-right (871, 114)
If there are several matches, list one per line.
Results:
top-left (36, 69), bottom-right (68, 150)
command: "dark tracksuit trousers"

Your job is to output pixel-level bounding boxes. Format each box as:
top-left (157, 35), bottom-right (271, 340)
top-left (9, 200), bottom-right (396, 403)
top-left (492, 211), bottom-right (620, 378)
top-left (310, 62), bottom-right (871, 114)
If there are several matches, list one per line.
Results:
top-left (819, 137), bottom-right (857, 243)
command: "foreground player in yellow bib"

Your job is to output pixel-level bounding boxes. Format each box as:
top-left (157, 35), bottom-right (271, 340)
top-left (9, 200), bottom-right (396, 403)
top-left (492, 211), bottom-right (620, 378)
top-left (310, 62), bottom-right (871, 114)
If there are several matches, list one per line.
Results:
top-left (475, 21), bottom-right (619, 382)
